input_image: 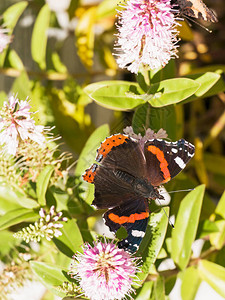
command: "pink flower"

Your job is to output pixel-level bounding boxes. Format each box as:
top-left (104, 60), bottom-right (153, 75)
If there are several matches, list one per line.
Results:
top-left (115, 0), bottom-right (179, 73)
top-left (0, 95), bottom-right (45, 156)
top-left (69, 240), bottom-right (138, 300)
top-left (0, 27), bottom-right (12, 53)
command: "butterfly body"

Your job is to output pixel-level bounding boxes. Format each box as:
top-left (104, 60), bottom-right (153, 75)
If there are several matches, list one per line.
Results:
top-left (83, 134), bottom-right (195, 252)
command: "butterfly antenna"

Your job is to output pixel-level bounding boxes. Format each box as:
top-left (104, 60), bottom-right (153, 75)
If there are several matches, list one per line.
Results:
top-left (182, 16), bottom-right (212, 33)
top-left (155, 198), bottom-right (174, 228)
top-left (167, 188), bottom-right (195, 194)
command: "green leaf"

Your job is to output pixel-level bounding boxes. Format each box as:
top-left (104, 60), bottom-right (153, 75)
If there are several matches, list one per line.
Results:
top-left (3, 1), bottom-right (28, 31)
top-left (136, 207), bottom-right (169, 283)
top-left (183, 72), bottom-right (220, 103)
top-left (153, 276), bottom-right (165, 300)
top-left (30, 261), bottom-right (69, 297)
top-left (196, 220), bottom-right (219, 239)
top-left (181, 267), bottom-right (201, 300)
top-left (0, 208), bottom-right (38, 230)
top-left (8, 49), bottom-right (24, 70)
top-left (31, 4), bottom-right (51, 69)
top-left (135, 281), bottom-right (153, 300)
top-left (96, 0), bottom-right (118, 19)
top-left (0, 230), bottom-right (19, 257)
top-left (84, 81), bottom-right (145, 111)
top-left (36, 165), bottom-right (55, 206)
top-left (11, 70), bottom-right (31, 99)
top-left (171, 185), bottom-right (205, 270)
top-left (198, 260), bottom-right (225, 298)
top-left (75, 124), bottom-right (110, 178)
top-left (132, 104), bottom-right (177, 140)
top-left (209, 219), bottom-right (225, 250)
top-left (53, 219), bottom-right (83, 258)
top-left (215, 190), bottom-right (225, 219)
top-left (147, 78), bottom-right (200, 107)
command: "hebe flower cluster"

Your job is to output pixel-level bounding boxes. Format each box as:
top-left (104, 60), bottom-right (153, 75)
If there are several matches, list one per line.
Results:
top-left (0, 95), bottom-right (45, 156)
top-left (13, 206), bottom-right (68, 243)
top-left (69, 240), bottom-right (139, 300)
top-left (115, 0), bottom-right (179, 73)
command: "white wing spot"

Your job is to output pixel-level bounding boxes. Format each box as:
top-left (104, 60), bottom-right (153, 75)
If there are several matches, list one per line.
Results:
top-left (171, 148), bottom-right (178, 154)
top-left (131, 230), bottom-right (145, 238)
top-left (174, 156), bottom-right (186, 169)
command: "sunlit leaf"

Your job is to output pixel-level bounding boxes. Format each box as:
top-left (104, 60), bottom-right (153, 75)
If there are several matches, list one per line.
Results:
top-left (3, 1), bottom-right (28, 31)
top-left (84, 81), bottom-right (145, 111)
top-left (31, 4), bottom-right (51, 69)
top-left (0, 208), bottom-right (38, 230)
top-left (135, 281), bottom-right (153, 300)
top-left (53, 219), bottom-right (83, 257)
top-left (171, 185), bottom-right (205, 270)
top-left (147, 78), bottom-right (200, 107)
top-left (36, 165), bottom-right (55, 206)
top-left (30, 261), bottom-right (69, 297)
top-left (136, 207), bottom-right (169, 283)
top-left (181, 267), bottom-right (201, 300)
top-left (198, 260), bottom-right (225, 298)
top-left (11, 70), bottom-right (31, 99)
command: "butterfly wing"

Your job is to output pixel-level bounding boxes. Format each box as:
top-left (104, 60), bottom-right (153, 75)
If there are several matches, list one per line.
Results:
top-left (144, 139), bottom-right (195, 186)
top-left (174, 0), bottom-right (217, 22)
top-left (96, 134), bottom-right (147, 179)
top-left (104, 196), bottom-right (149, 253)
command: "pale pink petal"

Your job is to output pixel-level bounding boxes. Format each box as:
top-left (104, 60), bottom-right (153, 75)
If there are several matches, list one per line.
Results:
top-left (115, 0), bottom-right (179, 73)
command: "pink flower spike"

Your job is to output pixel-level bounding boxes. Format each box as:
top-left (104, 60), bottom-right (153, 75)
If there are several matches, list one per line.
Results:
top-left (0, 27), bottom-right (13, 53)
top-left (115, 0), bottom-right (180, 74)
top-left (0, 95), bottom-right (45, 156)
top-left (69, 240), bottom-right (139, 300)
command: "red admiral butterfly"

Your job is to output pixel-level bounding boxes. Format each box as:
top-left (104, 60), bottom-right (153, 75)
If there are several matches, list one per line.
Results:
top-left (172, 0), bottom-right (218, 23)
top-left (83, 133), bottom-right (195, 252)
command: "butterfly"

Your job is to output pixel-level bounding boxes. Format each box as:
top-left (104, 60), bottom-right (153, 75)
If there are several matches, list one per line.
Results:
top-left (83, 133), bottom-right (195, 252)
top-left (171, 0), bottom-right (218, 22)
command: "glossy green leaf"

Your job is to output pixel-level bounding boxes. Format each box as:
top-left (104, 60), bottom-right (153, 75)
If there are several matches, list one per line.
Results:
top-left (1, 173), bottom-right (38, 212)
top-left (133, 104), bottom-right (177, 140)
top-left (215, 190), bottom-right (225, 219)
top-left (181, 267), bottom-right (201, 300)
top-left (11, 70), bottom-right (31, 99)
top-left (135, 280), bottom-right (153, 300)
top-left (53, 219), bottom-right (83, 257)
top-left (153, 276), bottom-right (165, 300)
top-left (8, 49), bottom-right (24, 70)
top-left (3, 1), bottom-right (28, 31)
top-left (171, 185), bottom-right (205, 270)
top-left (36, 165), bottom-right (55, 206)
top-left (147, 78), bottom-right (200, 107)
top-left (84, 81), bottom-right (145, 111)
top-left (31, 4), bottom-right (51, 69)
top-left (198, 260), bottom-right (225, 298)
top-left (183, 72), bottom-right (220, 103)
top-left (75, 124), bottom-right (110, 178)
top-left (0, 230), bottom-right (19, 257)
top-left (209, 219), bottom-right (225, 250)
top-left (96, 0), bottom-right (118, 19)
top-left (0, 208), bottom-right (38, 230)
top-left (196, 219), bottom-right (219, 239)
top-left (136, 207), bottom-right (169, 283)
top-left (30, 261), bottom-right (68, 297)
